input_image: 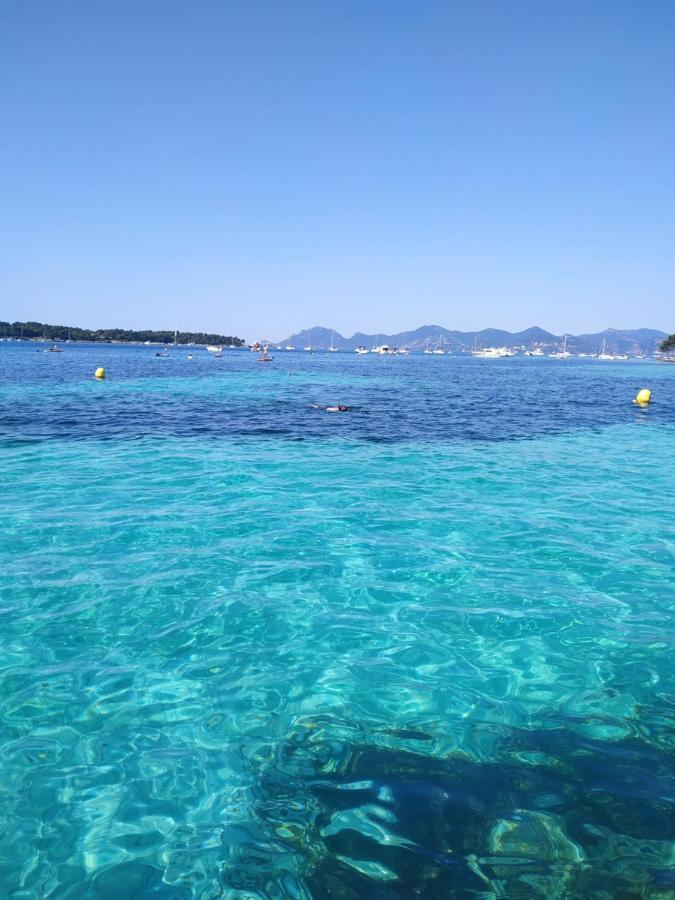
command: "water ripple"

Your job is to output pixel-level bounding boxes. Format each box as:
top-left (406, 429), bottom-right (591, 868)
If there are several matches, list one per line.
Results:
top-left (0, 345), bottom-right (674, 896)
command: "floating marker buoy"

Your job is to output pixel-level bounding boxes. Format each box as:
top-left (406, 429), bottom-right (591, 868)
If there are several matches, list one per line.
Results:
top-left (94, 367), bottom-right (106, 379)
top-left (633, 388), bottom-right (651, 404)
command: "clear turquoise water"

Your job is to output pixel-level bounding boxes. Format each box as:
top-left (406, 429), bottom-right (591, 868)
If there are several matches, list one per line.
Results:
top-left (1, 344), bottom-right (674, 898)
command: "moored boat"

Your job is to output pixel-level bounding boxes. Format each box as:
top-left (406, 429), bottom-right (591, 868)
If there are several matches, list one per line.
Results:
top-left (257, 345), bottom-right (274, 362)
top-left (472, 347), bottom-right (506, 358)
top-left (549, 335), bottom-right (572, 358)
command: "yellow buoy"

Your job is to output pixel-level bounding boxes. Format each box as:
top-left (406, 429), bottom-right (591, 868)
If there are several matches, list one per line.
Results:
top-left (634, 388), bottom-right (651, 405)
top-left (94, 367), bottom-right (106, 379)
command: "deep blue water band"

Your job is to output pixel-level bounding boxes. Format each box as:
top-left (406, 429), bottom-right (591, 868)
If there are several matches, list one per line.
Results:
top-left (1, 343), bottom-right (673, 445)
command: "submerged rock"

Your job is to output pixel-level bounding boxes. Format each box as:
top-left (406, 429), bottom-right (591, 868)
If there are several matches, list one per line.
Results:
top-left (488, 809), bottom-right (585, 862)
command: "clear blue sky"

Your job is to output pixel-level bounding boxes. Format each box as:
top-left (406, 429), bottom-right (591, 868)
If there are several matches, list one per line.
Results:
top-left (1, 0), bottom-right (673, 341)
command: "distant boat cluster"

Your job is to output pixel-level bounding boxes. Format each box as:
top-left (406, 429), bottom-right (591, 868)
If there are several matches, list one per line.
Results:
top-left (3, 331), bottom-right (668, 361)
top-left (354, 344), bottom-right (410, 355)
top-left (462, 335), bottom-right (632, 359)
top-left (234, 332), bottom-right (652, 359)
top-left (10, 338), bottom-right (664, 361)
top-left (228, 337), bottom-right (651, 360)
top-left (255, 335), bottom-right (639, 359)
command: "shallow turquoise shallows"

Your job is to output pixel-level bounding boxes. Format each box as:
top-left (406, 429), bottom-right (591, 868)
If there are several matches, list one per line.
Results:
top-left (0, 343), bottom-right (674, 898)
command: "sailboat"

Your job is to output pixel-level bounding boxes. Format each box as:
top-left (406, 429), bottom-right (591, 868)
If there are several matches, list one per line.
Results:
top-left (597, 337), bottom-right (627, 360)
top-left (549, 335), bottom-right (572, 358)
top-left (597, 337), bottom-right (615, 360)
top-left (329, 331), bottom-right (338, 351)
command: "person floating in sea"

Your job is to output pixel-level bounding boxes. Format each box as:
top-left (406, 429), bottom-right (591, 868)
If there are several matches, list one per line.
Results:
top-left (309, 403), bottom-right (351, 412)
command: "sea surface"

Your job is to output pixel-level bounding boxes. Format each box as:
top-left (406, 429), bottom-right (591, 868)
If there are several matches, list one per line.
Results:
top-left (0, 342), bottom-right (674, 898)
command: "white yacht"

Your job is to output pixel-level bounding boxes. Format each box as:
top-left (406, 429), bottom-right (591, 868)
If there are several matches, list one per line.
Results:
top-left (355, 346), bottom-right (369, 354)
top-left (472, 347), bottom-right (507, 358)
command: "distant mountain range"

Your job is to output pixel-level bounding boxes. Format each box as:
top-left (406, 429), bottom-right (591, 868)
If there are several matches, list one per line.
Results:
top-left (277, 325), bottom-right (668, 355)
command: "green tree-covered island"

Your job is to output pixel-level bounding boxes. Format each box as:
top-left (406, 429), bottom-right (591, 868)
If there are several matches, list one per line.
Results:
top-left (1, 321), bottom-right (244, 346)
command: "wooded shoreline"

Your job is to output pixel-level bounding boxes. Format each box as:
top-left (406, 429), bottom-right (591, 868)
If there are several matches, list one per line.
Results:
top-left (1, 321), bottom-right (244, 346)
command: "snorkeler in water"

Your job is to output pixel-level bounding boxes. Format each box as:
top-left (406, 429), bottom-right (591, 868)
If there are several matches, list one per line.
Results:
top-left (309, 404), bottom-right (351, 412)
